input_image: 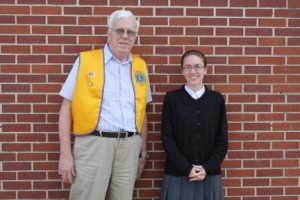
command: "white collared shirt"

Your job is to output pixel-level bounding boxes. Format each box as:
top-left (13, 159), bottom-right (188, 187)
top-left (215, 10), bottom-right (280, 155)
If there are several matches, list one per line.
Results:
top-left (184, 84), bottom-right (205, 100)
top-left (59, 44), bottom-right (152, 132)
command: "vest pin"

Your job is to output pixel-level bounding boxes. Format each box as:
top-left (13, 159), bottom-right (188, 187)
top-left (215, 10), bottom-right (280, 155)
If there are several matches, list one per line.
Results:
top-left (88, 71), bottom-right (95, 78)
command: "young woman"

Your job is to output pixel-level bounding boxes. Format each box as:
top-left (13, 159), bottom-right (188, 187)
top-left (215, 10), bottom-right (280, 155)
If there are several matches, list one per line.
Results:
top-left (160, 50), bottom-right (228, 200)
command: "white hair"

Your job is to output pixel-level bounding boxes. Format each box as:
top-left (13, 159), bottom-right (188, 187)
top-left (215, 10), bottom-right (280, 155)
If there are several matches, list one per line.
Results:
top-left (108, 10), bottom-right (139, 32)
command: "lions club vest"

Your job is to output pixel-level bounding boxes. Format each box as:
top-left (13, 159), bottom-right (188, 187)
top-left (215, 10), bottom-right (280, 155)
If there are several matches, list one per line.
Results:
top-left (72, 49), bottom-right (148, 135)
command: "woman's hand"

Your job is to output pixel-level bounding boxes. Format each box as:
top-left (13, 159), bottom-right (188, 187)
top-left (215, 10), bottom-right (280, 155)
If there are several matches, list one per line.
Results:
top-left (188, 165), bottom-right (206, 181)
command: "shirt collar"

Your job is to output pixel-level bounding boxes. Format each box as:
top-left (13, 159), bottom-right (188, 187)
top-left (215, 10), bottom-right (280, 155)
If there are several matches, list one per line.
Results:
top-left (184, 84), bottom-right (205, 100)
top-left (103, 43), bottom-right (133, 64)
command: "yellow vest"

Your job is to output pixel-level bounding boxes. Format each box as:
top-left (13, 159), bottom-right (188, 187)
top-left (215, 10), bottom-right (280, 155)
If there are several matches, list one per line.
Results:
top-left (71, 49), bottom-right (148, 135)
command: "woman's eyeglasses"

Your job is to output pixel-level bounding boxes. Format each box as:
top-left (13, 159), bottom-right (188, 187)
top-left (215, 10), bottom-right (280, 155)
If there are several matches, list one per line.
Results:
top-left (182, 65), bottom-right (205, 72)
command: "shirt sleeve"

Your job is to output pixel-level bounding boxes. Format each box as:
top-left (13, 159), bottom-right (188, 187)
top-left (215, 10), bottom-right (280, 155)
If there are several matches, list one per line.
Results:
top-left (146, 67), bottom-right (152, 103)
top-left (59, 56), bottom-right (79, 101)
top-left (146, 80), bottom-right (152, 103)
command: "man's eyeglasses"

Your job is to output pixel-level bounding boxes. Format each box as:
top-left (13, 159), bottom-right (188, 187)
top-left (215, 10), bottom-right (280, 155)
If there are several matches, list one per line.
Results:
top-left (182, 65), bottom-right (206, 72)
top-left (109, 28), bottom-right (137, 37)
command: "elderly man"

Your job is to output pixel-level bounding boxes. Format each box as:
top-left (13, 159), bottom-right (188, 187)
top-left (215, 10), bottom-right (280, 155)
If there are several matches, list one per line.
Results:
top-left (58, 9), bottom-right (152, 200)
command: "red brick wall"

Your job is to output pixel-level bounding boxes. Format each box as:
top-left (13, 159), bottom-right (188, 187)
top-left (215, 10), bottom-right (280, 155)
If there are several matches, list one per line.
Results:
top-left (1, 1), bottom-right (299, 199)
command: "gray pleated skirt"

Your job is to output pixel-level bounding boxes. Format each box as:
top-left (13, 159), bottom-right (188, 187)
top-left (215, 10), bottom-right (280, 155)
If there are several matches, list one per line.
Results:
top-left (159, 174), bottom-right (224, 200)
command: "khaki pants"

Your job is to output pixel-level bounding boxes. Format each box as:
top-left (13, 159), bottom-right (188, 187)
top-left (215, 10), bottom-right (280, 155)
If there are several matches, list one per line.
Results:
top-left (69, 134), bottom-right (142, 200)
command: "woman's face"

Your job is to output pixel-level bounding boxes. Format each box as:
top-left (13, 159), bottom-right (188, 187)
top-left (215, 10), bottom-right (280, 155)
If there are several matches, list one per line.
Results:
top-left (182, 54), bottom-right (207, 91)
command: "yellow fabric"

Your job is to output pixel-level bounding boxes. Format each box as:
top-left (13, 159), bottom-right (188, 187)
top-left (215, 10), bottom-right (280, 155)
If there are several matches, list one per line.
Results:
top-left (72, 49), bottom-right (148, 135)
top-left (131, 54), bottom-right (148, 133)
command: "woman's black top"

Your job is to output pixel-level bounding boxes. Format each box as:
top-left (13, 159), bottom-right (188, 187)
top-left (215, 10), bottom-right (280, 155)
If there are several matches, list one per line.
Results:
top-left (161, 85), bottom-right (228, 176)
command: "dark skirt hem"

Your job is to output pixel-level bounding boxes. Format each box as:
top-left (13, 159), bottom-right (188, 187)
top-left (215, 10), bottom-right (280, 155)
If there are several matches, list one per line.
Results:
top-left (159, 174), bottom-right (224, 200)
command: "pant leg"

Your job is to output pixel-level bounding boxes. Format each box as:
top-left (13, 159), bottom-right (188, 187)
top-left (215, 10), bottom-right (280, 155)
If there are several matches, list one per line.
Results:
top-left (107, 134), bottom-right (142, 200)
top-left (69, 136), bottom-right (116, 200)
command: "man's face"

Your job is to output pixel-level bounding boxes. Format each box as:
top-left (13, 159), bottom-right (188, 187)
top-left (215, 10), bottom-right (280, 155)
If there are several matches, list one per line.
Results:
top-left (107, 18), bottom-right (137, 60)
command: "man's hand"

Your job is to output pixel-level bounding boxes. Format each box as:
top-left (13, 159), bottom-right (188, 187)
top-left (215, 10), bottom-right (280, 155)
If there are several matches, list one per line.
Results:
top-left (58, 98), bottom-right (74, 184)
top-left (136, 152), bottom-right (148, 179)
top-left (58, 153), bottom-right (76, 184)
top-left (137, 113), bottom-right (149, 179)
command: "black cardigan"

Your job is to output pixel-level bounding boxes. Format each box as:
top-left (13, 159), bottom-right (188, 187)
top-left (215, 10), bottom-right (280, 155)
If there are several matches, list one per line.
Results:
top-left (161, 85), bottom-right (228, 176)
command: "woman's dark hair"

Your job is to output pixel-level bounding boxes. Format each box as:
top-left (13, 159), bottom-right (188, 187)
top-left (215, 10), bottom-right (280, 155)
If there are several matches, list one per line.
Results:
top-left (180, 50), bottom-right (207, 68)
